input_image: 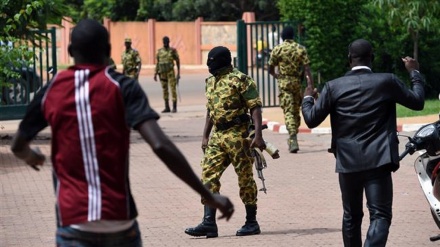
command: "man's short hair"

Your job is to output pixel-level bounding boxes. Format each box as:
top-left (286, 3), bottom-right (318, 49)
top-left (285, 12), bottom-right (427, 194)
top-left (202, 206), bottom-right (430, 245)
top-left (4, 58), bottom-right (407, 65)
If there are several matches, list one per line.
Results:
top-left (348, 39), bottom-right (373, 59)
top-left (281, 26), bottom-right (294, 40)
top-left (70, 19), bottom-right (110, 61)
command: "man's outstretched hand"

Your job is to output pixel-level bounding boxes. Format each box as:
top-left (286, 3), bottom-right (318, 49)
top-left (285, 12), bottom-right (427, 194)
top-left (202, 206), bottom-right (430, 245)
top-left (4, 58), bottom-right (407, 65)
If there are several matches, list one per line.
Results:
top-left (205, 194), bottom-right (234, 221)
top-left (401, 56), bottom-right (419, 72)
top-left (304, 85), bottom-right (318, 99)
top-left (304, 75), bottom-right (318, 99)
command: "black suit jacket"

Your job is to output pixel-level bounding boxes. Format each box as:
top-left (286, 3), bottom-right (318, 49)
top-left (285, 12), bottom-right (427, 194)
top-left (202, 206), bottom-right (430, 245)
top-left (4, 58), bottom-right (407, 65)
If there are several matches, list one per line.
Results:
top-left (302, 69), bottom-right (425, 173)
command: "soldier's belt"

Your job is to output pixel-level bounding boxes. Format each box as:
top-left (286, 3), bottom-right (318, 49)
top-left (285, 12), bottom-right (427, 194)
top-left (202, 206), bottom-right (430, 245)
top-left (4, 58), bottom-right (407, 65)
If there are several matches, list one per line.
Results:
top-left (215, 114), bottom-right (250, 131)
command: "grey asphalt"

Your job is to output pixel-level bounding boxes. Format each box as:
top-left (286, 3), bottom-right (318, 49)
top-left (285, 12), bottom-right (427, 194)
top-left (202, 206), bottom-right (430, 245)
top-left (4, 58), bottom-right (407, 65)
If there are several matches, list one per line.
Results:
top-left (1, 72), bottom-right (439, 246)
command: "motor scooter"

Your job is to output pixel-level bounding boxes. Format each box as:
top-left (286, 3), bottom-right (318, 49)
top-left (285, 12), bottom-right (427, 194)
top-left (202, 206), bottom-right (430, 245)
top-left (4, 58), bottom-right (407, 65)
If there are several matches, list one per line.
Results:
top-left (399, 118), bottom-right (440, 241)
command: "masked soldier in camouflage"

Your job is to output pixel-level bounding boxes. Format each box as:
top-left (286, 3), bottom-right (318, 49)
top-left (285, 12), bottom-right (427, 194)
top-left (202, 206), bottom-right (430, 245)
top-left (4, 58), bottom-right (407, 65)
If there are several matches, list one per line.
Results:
top-left (185, 46), bottom-right (266, 238)
top-left (121, 38), bottom-right (141, 80)
top-left (154, 36), bottom-right (180, 113)
top-left (268, 26), bottom-right (314, 153)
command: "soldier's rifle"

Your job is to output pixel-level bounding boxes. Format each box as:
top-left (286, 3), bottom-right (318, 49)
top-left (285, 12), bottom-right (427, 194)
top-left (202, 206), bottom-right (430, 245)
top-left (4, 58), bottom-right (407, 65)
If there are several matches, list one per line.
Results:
top-left (252, 148), bottom-right (268, 193)
top-left (248, 124), bottom-right (280, 194)
top-left (176, 76), bottom-right (181, 102)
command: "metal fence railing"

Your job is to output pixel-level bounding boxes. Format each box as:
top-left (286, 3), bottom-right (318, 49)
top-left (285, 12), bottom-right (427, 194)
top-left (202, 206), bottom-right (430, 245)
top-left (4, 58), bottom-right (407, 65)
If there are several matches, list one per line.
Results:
top-left (0, 27), bottom-right (57, 120)
top-left (236, 20), bottom-right (304, 107)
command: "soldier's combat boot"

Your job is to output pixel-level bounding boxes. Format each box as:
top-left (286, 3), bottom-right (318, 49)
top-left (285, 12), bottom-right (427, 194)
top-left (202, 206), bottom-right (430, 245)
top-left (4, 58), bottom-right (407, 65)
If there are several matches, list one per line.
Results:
top-left (288, 134), bottom-right (299, 153)
top-left (162, 101), bottom-right (170, 113)
top-left (184, 205), bottom-right (218, 238)
top-left (172, 101), bottom-right (177, 113)
top-left (236, 205), bottom-right (261, 236)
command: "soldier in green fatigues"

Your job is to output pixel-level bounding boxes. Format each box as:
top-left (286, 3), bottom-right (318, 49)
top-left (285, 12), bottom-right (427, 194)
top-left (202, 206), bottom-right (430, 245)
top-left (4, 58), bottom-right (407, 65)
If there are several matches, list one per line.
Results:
top-left (154, 36), bottom-right (180, 113)
top-left (268, 26), bottom-right (314, 153)
top-left (121, 38), bottom-right (141, 80)
top-left (185, 46), bottom-right (266, 238)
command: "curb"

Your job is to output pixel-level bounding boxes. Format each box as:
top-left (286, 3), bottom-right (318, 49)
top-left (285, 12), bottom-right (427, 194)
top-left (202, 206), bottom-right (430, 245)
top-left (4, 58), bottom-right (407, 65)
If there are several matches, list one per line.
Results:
top-left (262, 118), bottom-right (426, 134)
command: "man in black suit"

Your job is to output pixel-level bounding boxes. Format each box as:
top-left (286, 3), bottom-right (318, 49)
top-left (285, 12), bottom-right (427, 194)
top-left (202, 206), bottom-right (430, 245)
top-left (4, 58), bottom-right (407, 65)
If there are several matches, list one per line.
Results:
top-left (301, 39), bottom-right (425, 247)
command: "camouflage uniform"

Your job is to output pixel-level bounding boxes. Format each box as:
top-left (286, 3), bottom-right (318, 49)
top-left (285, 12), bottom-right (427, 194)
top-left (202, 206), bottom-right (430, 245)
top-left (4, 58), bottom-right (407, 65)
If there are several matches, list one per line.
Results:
top-left (202, 67), bottom-right (262, 206)
top-left (122, 48), bottom-right (141, 79)
top-left (155, 47), bottom-right (179, 102)
top-left (268, 40), bottom-right (310, 137)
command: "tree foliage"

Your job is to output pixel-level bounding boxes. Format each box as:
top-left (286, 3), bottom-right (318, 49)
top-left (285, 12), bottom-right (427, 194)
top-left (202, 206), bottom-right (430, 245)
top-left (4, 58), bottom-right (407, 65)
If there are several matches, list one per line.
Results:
top-left (0, 0), bottom-right (64, 86)
top-left (142, 0), bottom-right (279, 21)
top-left (63, 0), bottom-right (279, 22)
top-left (83, 0), bottom-right (114, 21)
top-left (277, 0), bottom-right (440, 98)
top-left (278, 0), bottom-right (367, 83)
top-left (1, 0), bottom-right (63, 38)
top-left (372, 0), bottom-right (440, 61)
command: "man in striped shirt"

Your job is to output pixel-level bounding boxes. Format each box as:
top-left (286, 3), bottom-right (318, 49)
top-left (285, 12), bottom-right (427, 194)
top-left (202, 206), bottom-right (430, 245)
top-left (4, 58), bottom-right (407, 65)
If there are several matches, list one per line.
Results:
top-left (10, 19), bottom-right (234, 247)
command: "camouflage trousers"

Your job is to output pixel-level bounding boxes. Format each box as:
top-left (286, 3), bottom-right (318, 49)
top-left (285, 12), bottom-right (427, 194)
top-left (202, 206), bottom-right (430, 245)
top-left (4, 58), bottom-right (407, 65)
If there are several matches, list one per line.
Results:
top-left (159, 70), bottom-right (177, 102)
top-left (201, 124), bottom-right (258, 206)
top-left (278, 78), bottom-right (302, 135)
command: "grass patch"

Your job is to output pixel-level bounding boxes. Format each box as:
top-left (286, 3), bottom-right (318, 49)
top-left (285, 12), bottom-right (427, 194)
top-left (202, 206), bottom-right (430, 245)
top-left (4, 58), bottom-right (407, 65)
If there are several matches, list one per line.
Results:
top-left (397, 99), bottom-right (439, 117)
top-left (57, 64), bottom-right (70, 70)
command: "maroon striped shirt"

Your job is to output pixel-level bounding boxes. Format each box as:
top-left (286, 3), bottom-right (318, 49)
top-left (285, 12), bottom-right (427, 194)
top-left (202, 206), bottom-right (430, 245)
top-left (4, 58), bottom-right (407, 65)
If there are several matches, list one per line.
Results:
top-left (19, 64), bottom-right (159, 226)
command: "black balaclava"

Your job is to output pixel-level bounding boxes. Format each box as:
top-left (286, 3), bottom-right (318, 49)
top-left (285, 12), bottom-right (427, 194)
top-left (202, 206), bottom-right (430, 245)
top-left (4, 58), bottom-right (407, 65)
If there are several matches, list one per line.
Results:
top-left (207, 46), bottom-right (232, 75)
top-left (163, 36), bottom-right (170, 48)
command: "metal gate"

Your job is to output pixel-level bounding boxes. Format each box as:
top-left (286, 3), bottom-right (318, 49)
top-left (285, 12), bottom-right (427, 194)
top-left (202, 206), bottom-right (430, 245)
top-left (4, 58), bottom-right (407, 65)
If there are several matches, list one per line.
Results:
top-left (0, 27), bottom-right (57, 120)
top-left (236, 20), bottom-right (303, 107)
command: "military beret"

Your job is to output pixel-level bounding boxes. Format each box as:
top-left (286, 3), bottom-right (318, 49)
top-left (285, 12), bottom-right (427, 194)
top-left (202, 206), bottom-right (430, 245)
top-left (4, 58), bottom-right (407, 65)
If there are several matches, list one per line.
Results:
top-left (125, 38), bottom-right (132, 43)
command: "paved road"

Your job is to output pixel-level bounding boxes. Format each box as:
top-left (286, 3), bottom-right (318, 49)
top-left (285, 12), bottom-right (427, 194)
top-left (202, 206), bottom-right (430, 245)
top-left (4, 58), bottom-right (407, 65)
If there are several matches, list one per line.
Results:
top-left (138, 71), bottom-right (210, 110)
top-left (1, 73), bottom-right (439, 246)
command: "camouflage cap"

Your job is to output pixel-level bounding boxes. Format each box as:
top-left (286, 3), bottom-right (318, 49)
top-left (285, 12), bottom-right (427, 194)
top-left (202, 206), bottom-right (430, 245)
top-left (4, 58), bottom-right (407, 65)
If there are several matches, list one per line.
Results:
top-left (125, 38), bottom-right (132, 43)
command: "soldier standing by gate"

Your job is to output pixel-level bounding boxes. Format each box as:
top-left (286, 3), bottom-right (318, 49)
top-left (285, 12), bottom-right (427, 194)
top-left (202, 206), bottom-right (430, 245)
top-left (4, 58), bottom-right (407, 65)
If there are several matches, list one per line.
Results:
top-left (268, 26), bottom-right (314, 153)
top-left (154, 36), bottom-right (180, 113)
top-left (121, 38), bottom-right (141, 80)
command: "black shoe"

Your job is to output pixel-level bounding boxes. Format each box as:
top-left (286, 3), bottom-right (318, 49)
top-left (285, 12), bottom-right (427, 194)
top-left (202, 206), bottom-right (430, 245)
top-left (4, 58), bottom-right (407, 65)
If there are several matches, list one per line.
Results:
top-left (185, 223), bottom-right (218, 238)
top-left (172, 101), bottom-right (177, 113)
top-left (162, 101), bottom-right (170, 113)
top-left (236, 221), bottom-right (261, 236)
top-left (236, 205), bottom-right (261, 236)
top-left (185, 206), bottom-right (218, 238)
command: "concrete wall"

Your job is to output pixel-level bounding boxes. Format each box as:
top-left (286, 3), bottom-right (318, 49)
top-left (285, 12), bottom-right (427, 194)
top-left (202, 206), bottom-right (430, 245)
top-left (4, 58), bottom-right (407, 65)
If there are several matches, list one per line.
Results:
top-left (53, 13), bottom-right (258, 66)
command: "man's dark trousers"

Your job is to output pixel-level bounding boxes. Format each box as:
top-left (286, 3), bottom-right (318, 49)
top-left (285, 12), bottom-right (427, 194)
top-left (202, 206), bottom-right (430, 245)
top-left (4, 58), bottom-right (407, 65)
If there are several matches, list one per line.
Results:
top-left (339, 166), bottom-right (393, 247)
